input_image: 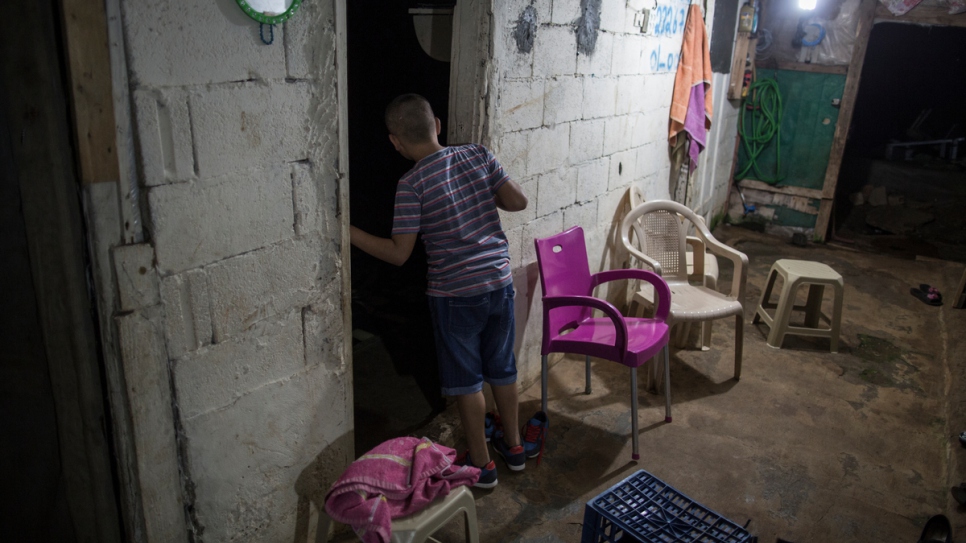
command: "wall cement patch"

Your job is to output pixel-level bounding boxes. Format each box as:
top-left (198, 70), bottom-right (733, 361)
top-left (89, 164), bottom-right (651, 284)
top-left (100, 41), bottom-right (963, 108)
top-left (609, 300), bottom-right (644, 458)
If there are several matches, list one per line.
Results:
top-left (576, 0), bottom-right (602, 55)
top-left (513, 6), bottom-right (537, 53)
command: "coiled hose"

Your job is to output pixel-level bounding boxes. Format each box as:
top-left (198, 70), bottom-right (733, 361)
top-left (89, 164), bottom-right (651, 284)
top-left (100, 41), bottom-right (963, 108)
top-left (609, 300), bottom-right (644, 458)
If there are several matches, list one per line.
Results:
top-left (735, 77), bottom-right (784, 183)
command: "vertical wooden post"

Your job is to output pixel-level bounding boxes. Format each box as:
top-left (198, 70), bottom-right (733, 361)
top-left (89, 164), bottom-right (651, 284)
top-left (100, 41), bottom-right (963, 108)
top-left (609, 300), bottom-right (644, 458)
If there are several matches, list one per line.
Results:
top-left (813, 0), bottom-right (877, 241)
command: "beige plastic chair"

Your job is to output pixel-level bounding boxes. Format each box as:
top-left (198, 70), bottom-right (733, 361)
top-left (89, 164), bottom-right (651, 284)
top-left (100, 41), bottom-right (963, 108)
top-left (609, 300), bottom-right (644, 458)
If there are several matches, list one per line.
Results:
top-left (318, 485), bottom-right (479, 543)
top-left (624, 187), bottom-right (720, 349)
top-left (753, 259), bottom-right (843, 352)
top-left (620, 200), bottom-right (749, 386)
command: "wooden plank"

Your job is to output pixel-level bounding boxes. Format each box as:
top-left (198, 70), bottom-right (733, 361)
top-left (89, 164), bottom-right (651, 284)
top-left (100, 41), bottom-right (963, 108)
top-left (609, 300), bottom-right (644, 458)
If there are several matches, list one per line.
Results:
top-left (757, 60), bottom-right (848, 75)
top-left (814, 0), bottom-right (878, 241)
top-left (955, 267), bottom-right (966, 309)
top-left (60, 0), bottom-right (119, 184)
top-left (728, 32), bottom-right (751, 100)
top-left (739, 179), bottom-right (823, 199)
top-left (448, 0), bottom-right (489, 144)
top-left (875, 4), bottom-right (966, 28)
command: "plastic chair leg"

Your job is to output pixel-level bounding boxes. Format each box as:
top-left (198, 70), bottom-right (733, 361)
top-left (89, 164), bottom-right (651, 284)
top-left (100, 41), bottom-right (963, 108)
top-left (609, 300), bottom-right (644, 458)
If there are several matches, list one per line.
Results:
top-left (734, 313), bottom-right (743, 381)
top-left (766, 279), bottom-right (796, 349)
top-left (662, 346), bottom-right (672, 423)
top-left (803, 284), bottom-right (825, 328)
top-left (541, 355), bottom-right (549, 414)
top-left (700, 320), bottom-right (712, 351)
top-left (630, 366), bottom-right (639, 460)
top-left (830, 282), bottom-right (844, 353)
top-left (585, 355), bottom-right (592, 394)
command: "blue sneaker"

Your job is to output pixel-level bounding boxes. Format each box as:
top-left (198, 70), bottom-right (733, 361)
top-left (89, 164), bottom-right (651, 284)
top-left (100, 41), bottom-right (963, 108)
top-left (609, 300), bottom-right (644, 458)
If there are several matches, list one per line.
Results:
top-left (492, 432), bottom-right (526, 472)
top-left (522, 411), bottom-right (549, 465)
top-left (456, 452), bottom-right (498, 489)
top-left (484, 412), bottom-right (501, 442)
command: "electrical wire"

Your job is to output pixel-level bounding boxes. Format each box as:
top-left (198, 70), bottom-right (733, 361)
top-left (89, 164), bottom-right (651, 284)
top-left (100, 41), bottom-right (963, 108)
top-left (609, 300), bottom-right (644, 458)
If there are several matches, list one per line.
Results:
top-left (735, 76), bottom-right (784, 183)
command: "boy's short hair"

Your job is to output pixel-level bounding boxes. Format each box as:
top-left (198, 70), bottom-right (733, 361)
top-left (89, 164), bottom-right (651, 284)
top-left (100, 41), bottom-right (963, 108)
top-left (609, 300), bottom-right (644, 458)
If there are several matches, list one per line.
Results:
top-left (385, 94), bottom-right (436, 144)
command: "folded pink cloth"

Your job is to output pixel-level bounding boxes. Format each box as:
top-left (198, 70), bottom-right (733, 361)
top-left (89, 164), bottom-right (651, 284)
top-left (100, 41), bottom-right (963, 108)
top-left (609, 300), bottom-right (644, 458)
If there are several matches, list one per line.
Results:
top-left (324, 437), bottom-right (479, 543)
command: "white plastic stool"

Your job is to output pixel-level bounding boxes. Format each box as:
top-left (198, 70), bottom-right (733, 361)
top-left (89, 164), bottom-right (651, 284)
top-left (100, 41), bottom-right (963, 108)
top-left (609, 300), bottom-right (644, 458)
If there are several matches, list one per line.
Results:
top-left (753, 259), bottom-right (844, 352)
top-left (318, 485), bottom-right (479, 543)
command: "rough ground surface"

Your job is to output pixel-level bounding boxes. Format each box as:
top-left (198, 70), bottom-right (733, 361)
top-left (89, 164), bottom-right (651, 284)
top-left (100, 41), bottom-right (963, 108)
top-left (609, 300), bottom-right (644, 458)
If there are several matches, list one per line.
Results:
top-left (334, 225), bottom-right (966, 542)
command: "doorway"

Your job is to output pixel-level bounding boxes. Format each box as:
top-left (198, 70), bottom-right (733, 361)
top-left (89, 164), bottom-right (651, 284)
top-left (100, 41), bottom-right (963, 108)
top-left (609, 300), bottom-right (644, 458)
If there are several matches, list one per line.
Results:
top-left (831, 23), bottom-right (966, 262)
top-left (347, 0), bottom-right (456, 454)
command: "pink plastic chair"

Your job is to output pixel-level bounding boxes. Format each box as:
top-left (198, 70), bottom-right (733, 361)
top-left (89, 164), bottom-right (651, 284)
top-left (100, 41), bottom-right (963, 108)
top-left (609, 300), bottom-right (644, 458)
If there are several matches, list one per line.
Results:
top-left (534, 226), bottom-right (672, 460)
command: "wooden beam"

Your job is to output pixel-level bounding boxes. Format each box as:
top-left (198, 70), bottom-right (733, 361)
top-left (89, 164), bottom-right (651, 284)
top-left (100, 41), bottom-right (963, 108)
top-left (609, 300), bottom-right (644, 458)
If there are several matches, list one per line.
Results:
top-left (813, 0), bottom-right (878, 241)
top-left (448, 0), bottom-right (490, 144)
top-left (874, 4), bottom-right (966, 28)
top-left (757, 60), bottom-right (848, 75)
top-left (728, 32), bottom-right (752, 100)
top-left (60, 0), bottom-right (119, 184)
top-left (738, 179), bottom-right (823, 199)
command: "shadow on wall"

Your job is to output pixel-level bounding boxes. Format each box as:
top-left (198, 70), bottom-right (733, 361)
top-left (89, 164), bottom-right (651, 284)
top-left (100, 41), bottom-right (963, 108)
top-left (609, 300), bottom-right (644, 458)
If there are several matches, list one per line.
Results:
top-left (293, 432), bottom-right (354, 543)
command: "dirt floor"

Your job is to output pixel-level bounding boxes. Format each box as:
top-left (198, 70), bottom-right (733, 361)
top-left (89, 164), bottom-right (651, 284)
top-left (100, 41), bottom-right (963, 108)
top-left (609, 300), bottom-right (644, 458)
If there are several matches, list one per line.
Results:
top-left (334, 224), bottom-right (966, 543)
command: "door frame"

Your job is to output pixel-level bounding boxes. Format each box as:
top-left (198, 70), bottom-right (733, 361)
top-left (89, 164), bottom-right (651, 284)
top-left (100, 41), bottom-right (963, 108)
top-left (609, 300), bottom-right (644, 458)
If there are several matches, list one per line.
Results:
top-left (813, 0), bottom-right (966, 241)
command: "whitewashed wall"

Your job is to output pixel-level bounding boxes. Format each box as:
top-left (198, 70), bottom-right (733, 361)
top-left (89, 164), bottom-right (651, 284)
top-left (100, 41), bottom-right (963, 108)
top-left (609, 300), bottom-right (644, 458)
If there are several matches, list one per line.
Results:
top-left (486, 0), bottom-right (730, 388)
top-left (104, 0), bottom-right (353, 541)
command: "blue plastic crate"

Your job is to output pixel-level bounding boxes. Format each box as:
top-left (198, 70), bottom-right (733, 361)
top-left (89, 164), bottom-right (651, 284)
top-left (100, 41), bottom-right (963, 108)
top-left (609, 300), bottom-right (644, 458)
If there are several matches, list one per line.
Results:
top-left (581, 470), bottom-right (753, 543)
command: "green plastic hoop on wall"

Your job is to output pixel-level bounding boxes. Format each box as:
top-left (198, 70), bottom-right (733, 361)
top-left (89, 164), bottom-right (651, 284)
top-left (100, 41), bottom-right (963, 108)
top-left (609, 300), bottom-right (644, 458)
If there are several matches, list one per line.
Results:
top-left (236, 0), bottom-right (303, 25)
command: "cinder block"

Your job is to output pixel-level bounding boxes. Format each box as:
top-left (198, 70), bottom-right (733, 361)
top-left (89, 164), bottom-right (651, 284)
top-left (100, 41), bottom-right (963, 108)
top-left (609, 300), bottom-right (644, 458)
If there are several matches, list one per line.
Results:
top-left (180, 365), bottom-right (350, 542)
top-left (536, 169), bottom-right (577, 217)
top-left (569, 119), bottom-right (605, 165)
top-left (634, 108), bottom-right (667, 147)
top-left (610, 35), bottom-right (636, 76)
top-left (577, 31), bottom-right (614, 76)
top-left (599, 0), bottom-right (627, 32)
top-left (498, 176), bottom-right (538, 232)
top-left (552, 0), bottom-right (582, 24)
top-left (636, 142), bottom-right (668, 180)
top-left (122, 1), bottom-right (285, 87)
top-left (500, 26), bottom-right (534, 79)
top-left (174, 309), bottom-right (305, 419)
top-left (544, 76), bottom-right (584, 126)
top-left (497, 129), bottom-right (530, 181)
top-left (499, 80), bottom-right (545, 132)
top-left (608, 148), bottom-right (638, 190)
top-left (640, 71), bottom-right (675, 108)
top-left (207, 237), bottom-right (328, 342)
top-left (149, 165), bottom-right (296, 275)
top-left (534, 25), bottom-right (577, 77)
top-left (504, 226), bottom-right (524, 271)
top-left (582, 76), bottom-right (618, 119)
top-left (160, 270), bottom-right (212, 359)
top-left (113, 243), bottom-right (159, 311)
top-left (285, 0), bottom-right (336, 80)
top-left (616, 75), bottom-right (647, 115)
top-left (303, 279), bottom-right (346, 373)
top-left (115, 308), bottom-right (186, 543)
top-left (294, 162), bottom-right (338, 237)
top-left (576, 157), bottom-right (610, 203)
top-left (521, 212), bottom-right (564, 264)
top-left (133, 89), bottom-right (195, 187)
top-left (603, 115), bottom-right (632, 156)
top-left (564, 201), bottom-right (599, 234)
top-left (596, 187), bottom-right (630, 233)
top-left (528, 124), bottom-right (571, 176)
top-left (191, 82), bottom-right (312, 178)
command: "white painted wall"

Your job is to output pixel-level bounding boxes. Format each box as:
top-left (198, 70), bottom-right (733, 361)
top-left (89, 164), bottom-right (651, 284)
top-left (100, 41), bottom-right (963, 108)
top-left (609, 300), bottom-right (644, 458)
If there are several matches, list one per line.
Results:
top-left (101, 0), bottom-right (353, 541)
top-left (486, 0), bottom-right (733, 388)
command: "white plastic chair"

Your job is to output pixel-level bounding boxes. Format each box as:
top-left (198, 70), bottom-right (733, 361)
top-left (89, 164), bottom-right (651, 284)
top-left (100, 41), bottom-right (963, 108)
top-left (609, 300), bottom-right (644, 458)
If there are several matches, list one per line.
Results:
top-left (620, 199), bottom-right (748, 386)
top-left (623, 188), bottom-right (720, 349)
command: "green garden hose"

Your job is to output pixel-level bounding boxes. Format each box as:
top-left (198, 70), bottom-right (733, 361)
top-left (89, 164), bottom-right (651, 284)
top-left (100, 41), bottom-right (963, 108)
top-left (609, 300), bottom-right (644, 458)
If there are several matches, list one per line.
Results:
top-left (735, 77), bottom-right (784, 183)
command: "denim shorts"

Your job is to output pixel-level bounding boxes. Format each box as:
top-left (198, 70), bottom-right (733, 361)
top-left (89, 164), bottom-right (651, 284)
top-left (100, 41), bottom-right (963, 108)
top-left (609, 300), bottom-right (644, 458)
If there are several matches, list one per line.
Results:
top-left (427, 285), bottom-right (517, 396)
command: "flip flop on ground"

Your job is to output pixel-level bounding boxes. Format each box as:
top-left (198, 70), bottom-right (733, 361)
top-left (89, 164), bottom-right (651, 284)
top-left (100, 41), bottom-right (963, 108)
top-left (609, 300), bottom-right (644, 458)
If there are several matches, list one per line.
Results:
top-left (911, 287), bottom-right (942, 306)
top-left (919, 284), bottom-right (943, 302)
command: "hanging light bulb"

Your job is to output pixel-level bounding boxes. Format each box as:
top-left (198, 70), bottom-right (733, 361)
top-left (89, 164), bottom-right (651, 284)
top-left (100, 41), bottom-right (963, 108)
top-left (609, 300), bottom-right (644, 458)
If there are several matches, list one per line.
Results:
top-left (799, 0), bottom-right (817, 10)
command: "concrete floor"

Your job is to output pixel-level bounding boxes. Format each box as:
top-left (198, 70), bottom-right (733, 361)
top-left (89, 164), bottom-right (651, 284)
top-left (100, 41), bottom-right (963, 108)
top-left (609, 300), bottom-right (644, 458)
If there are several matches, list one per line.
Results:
top-left (340, 225), bottom-right (966, 542)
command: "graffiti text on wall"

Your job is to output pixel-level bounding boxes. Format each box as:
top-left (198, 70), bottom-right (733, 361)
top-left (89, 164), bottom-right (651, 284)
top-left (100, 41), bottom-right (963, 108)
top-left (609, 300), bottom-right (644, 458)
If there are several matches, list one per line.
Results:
top-left (646, 0), bottom-right (690, 73)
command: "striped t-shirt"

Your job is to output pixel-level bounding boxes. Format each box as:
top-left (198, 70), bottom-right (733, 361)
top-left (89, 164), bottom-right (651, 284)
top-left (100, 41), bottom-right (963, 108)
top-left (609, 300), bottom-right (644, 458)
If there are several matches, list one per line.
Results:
top-left (391, 144), bottom-right (513, 297)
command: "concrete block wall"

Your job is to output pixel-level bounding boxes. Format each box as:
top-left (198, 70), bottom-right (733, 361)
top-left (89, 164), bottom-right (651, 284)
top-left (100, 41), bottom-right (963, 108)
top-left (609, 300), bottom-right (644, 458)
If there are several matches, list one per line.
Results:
top-left (490, 0), bottom-right (705, 387)
top-left (113, 0), bottom-right (351, 541)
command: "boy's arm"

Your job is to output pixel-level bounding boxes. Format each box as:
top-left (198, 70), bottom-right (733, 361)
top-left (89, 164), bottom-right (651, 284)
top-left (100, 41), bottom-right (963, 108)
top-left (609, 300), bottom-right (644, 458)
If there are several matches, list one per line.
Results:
top-left (495, 179), bottom-right (528, 212)
top-left (350, 226), bottom-right (418, 266)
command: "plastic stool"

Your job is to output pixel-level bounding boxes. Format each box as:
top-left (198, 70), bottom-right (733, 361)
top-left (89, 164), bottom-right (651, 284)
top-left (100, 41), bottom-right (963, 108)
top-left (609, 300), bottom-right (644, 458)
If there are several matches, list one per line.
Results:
top-left (317, 485), bottom-right (479, 543)
top-left (753, 259), bottom-right (843, 352)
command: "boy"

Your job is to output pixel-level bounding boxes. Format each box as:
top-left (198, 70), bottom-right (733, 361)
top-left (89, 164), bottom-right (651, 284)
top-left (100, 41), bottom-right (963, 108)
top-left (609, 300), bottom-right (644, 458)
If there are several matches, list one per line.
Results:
top-left (349, 94), bottom-right (528, 488)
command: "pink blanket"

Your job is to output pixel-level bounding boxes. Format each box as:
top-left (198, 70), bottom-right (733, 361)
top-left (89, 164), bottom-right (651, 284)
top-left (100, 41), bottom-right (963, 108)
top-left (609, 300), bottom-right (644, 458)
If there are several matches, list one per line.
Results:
top-left (324, 437), bottom-right (479, 543)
